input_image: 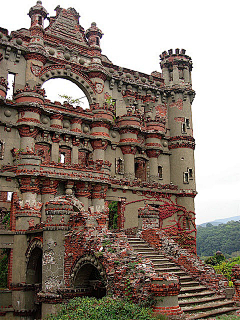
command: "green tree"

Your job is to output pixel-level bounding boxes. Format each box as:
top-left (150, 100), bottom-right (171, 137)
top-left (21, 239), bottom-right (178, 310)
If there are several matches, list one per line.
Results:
top-left (197, 220), bottom-right (240, 257)
top-left (58, 94), bottom-right (85, 106)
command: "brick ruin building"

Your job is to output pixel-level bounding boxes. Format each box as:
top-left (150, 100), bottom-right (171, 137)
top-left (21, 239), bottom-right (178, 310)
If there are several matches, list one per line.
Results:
top-left (0, 2), bottom-right (239, 319)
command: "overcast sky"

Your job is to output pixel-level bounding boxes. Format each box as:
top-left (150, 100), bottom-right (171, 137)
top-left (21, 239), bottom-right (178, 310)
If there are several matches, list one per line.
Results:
top-left (1, 0), bottom-right (239, 224)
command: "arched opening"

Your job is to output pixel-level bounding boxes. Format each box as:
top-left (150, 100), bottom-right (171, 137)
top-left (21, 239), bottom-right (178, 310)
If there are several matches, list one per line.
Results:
top-left (26, 247), bottom-right (42, 319)
top-left (42, 78), bottom-right (90, 109)
top-left (74, 263), bottom-right (106, 299)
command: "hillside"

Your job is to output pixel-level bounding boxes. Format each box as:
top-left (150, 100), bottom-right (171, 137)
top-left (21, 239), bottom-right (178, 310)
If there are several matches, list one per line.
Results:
top-left (197, 215), bottom-right (240, 228)
top-left (197, 220), bottom-right (240, 257)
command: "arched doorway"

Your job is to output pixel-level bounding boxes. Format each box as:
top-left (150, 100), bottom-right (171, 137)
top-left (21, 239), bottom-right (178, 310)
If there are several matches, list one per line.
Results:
top-left (26, 247), bottom-right (42, 319)
top-left (74, 261), bottom-right (106, 299)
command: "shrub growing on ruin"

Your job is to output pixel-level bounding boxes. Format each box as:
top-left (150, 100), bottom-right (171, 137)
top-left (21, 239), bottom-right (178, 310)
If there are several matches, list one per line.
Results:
top-left (46, 296), bottom-right (167, 320)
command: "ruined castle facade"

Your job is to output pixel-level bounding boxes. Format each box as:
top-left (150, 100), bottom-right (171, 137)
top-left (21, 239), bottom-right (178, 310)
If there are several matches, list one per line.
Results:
top-left (0, 2), bottom-right (197, 319)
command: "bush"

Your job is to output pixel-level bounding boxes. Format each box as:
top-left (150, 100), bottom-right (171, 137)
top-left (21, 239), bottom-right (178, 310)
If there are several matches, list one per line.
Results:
top-left (0, 249), bottom-right (8, 288)
top-left (47, 296), bottom-right (166, 320)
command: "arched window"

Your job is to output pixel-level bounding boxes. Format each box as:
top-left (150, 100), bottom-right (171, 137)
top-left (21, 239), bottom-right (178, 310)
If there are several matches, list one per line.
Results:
top-left (42, 78), bottom-right (90, 109)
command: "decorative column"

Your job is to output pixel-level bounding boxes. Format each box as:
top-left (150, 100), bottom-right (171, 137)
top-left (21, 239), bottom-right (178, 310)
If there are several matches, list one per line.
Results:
top-left (72, 136), bottom-right (80, 164)
top-left (15, 85), bottom-right (44, 151)
top-left (41, 197), bottom-right (74, 318)
top-left (91, 139), bottom-right (108, 161)
top-left (120, 146), bottom-right (137, 180)
top-left (41, 179), bottom-right (59, 222)
top-left (151, 275), bottom-right (182, 316)
top-left (145, 118), bottom-right (164, 183)
top-left (91, 183), bottom-right (108, 213)
top-left (90, 103), bottom-right (114, 161)
top-left (51, 133), bottom-right (61, 162)
top-left (0, 77), bottom-right (8, 100)
top-left (75, 182), bottom-right (90, 210)
top-left (118, 112), bottom-right (141, 181)
top-left (16, 177), bottom-right (42, 230)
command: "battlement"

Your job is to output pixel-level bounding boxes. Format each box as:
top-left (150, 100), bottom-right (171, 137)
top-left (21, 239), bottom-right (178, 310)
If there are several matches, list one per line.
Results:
top-left (160, 48), bottom-right (191, 60)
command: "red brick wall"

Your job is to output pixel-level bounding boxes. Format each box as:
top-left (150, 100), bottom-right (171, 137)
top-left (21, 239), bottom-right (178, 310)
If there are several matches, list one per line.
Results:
top-left (35, 143), bottom-right (51, 164)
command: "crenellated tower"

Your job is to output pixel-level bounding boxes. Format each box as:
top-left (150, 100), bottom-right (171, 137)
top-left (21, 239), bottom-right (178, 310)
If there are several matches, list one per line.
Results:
top-left (160, 49), bottom-right (196, 221)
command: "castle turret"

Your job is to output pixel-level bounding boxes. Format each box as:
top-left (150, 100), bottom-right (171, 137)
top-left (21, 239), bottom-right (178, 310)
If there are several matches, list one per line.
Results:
top-left (85, 22), bottom-right (103, 50)
top-left (160, 49), bottom-right (196, 218)
top-left (26, 1), bottom-right (48, 87)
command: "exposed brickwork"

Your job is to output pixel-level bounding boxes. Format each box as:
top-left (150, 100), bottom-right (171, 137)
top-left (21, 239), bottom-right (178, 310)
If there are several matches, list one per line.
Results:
top-left (0, 3), bottom-right (199, 318)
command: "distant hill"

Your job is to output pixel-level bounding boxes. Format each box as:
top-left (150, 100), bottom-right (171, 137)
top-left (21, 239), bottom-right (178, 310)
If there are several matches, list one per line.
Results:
top-left (197, 220), bottom-right (240, 257)
top-left (197, 215), bottom-right (240, 228)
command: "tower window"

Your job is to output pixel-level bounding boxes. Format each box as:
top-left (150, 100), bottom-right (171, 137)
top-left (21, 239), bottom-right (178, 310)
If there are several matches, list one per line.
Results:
top-left (7, 192), bottom-right (13, 201)
top-left (6, 73), bottom-right (15, 100)
top-left (183, 172), bottom-right (189, 184)
top-left (182, 123), bottom-right (187, 133)
top-left (38, 16), bottom-right (42, 25)
top-left (60, 153), bottom-right (65, 164)
top-left (186, 118), bottom-right (190, 128)
top-left (0, 141), bottom-right (4, 159)
top-left (188, 168), bottom-right (193, 179)
top-left (96, 37), bottom-right (100, 46)
top-left (186, 217), bottom-right (190, 230)
top-left (115, 158), bottom-right (124, 175)
top-left (158, 166), bottom-right (163, 179)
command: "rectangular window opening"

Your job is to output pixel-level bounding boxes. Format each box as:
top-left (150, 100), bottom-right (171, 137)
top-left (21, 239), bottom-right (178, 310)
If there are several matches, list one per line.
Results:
top-left (6, 73), bottom-right (15, 100)
top-left (158, 166), bottom-right (163, 179)
top-left (186, 118), bottom-right (190, 128)
top-left (188, 168), bottom-right (193, 179)
top-left (183, 172), bottom-right (189, 184)
top-left (60, 153), bottom-right (65, 164)
top-left (7, 192), bottom-right (13, 201)
top-left (182, 123), bottom-right (187, 133)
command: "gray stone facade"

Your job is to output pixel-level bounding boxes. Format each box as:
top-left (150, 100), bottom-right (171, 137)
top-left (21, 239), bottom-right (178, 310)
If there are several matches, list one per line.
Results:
top-left (0, 2), bottom-right (196, 319)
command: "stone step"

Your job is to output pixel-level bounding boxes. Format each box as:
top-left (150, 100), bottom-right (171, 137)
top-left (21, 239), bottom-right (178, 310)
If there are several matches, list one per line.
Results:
top-left (187, 306), bottom-right (238, 320)
top-left (182, 299), bottom-right (235, 313)
top-left (155, 266), bottom-right (182, 272)
top-left (178, 290), bottom-right (215, 300)
top-left (179, 295), bottom-right (226, 307)
top-left (152, 262), bottom-right (176, 267)
top-left (180, 285), bottom-right (207, 294)
top-left (179, 275), bottom-right (193, 282)
top-left (127, 237), bottom-right (238, 319)
top-left (180, 281), bottom-right (200, 288)
top-left (151, 259), bottom-right (170, 263)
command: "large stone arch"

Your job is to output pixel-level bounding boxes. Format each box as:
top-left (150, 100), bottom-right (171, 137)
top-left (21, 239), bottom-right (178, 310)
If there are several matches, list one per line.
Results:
top-left (71, 254), bottom-right (107, 298)
top-left (38, 64), bottom-right (97, 105)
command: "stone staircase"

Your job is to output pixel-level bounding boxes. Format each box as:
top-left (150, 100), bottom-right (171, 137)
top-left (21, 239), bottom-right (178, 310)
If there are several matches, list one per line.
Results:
top-left (128, 237), bottom-right (238, 319)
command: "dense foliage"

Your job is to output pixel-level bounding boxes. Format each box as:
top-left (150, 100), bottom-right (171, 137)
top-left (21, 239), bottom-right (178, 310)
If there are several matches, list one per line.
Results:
top-left (108, 201), bottom-right (119, 229)
top-left (47, 296), bottom-right (167, 320)
top-left (0, 249), bottom-right (8, 288)
top-left (197, 220), bottom-right (240, 257)
top-left (205, 253), bottom-right (240, 282)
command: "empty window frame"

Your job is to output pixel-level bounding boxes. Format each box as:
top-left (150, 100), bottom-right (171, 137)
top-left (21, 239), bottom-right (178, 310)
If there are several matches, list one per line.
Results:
top-left (60, 153), bottom-right (65, 164)
top-left (6, 73), bottom-right (15, 100)
top-left (185, 118), bottom-right (190, 128)
top-left (158, 166), bottom-right (163, 179)
top-left (183, 172), bottom-right (189, 184)
top-left (182, 122), bottom-right (187, 133)
top-left (0, 140), bottom-right (4, 159)
top-left (188, 168), bottom-right (193, 179)
top-left (7, 192), bottom-right (13, 201)
top-left (115, 158), bottom-right (124, 175)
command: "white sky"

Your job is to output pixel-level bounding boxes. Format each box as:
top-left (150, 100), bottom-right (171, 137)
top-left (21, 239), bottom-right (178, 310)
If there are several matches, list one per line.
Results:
top-left (1, 0), bottom-right (239, 224)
